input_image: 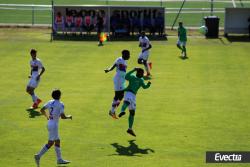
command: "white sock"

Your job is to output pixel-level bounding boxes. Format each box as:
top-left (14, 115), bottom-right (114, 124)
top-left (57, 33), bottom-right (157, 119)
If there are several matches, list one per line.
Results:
top-left (38, 144), bottom-right (49, 157)
top-left (55, 146), bottom-right (62, 160)
top-left (111, 100), bottom-right (120, 113)
top-left (31, 94), bottom-right (38, 103)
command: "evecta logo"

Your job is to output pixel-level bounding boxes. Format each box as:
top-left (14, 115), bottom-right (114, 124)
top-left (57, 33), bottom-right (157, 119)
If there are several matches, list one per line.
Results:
top-left (206, 151), bottom-right (250, 163)
top-left (214, 153), bottom-right (242, 162)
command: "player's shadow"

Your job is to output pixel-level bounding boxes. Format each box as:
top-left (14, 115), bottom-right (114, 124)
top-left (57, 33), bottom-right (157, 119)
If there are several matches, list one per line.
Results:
top-left (110, 140), bottom-right (154, 156)
top-left (225, 35), bottom-right (250, 43)
top-left (26, 108), bottom-right (41, 118)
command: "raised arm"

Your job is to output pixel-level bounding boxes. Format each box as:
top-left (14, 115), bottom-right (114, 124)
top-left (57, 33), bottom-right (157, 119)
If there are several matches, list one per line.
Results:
top-left (141, 81), bottom-right (151, 89)
top-left (104, 63), bottom-right (116, 73)
top-left (125, 68), bottom-right (136, 80)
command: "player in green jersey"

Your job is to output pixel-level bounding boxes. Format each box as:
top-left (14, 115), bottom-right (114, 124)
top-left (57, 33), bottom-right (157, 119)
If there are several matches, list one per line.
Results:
top-left (118, 68), bottom-right (151, 137)
top-left (177, 22), bottom-right (187, 59)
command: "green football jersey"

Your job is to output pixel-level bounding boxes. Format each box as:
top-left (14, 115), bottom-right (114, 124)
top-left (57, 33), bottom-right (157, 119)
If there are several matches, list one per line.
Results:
top-left (124, 69), bottom-right (150, 95)
top-left (178, 26), bottom-right (187, 42)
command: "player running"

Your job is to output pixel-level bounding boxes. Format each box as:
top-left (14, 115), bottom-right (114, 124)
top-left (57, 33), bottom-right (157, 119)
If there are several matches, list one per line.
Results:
top-left (26, 49), bottom-right (45, 109)
top-left (105, 50), bottom-right (130, 119)
top-left (138, 31), bottom-right (152, 77)
top-left (177, 22), bottom-right (187, 59)
top-left (118, 68), bottom-right (151, 137)
top-left (34, 89), bottom-right (72, 167)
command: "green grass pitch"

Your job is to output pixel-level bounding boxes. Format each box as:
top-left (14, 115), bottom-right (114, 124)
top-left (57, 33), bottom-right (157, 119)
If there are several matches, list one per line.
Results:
top-left (0, 28), bottom-right (250, 167)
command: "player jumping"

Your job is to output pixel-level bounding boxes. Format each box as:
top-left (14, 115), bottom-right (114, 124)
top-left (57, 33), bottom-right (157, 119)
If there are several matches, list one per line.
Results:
top-left (105, 50), bottom-right (130, 119)
top-left (177, 22), bottom-right (187, 59)
top-left (34, 89), bottom-right (72, 167)
top-left (138, 31), bottom-right (152, 76)
top-left (26, 49), bottom-right (45, 109)
top-left (118, 68), bottom-right (151, 137)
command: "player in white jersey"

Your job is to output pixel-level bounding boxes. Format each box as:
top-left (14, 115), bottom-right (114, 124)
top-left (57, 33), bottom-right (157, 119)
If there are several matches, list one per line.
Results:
top-left (138, 31), bottom-right (152, 76)
top-left (34, 89), bottom-right (72, 167)
top-left (26, 49), bottom-right (45, 109)
top-left (104, 50), bottom-right (130, 119)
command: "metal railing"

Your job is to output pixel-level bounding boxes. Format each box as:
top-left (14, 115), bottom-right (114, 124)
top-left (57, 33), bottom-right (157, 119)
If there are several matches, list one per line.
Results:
top-left (0, 2), bottom-right (244, 27)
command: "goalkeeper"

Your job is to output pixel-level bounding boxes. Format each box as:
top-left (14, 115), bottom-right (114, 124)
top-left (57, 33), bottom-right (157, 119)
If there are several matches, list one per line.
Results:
top-left (118, 68), bottom-right (151, 137)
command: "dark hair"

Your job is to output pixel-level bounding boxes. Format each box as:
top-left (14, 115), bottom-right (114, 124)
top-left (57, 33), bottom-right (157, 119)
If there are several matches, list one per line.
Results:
top-left (30, 49), bottom-right (37, 55)
top-left (52, 89), bottom-right (61, 100)
top-left (136, 68), bottom-right (144, 78)
top-left (122, 50), bottom-right (130, 60)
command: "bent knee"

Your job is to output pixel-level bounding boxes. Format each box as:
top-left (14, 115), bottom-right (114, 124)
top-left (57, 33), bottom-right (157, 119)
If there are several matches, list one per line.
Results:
top-left (55, 140), bottom-right (60, 147)
top-left (138, 59), bottom-right (143, 64)
top-left (47, 141), bottom-right (55, 148)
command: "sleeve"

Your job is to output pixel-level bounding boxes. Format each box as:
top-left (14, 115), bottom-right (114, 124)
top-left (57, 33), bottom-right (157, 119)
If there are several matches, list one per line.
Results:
top-left (146, 38), bottom-right (151, 47)
top-left (125, 69), bottom-right (136, 80)
top-left (43, 101), bottom-right (50, 109)
top-left (141, 79), bottom-right (151, 89)
top-left (60, 103), bottom-right (65, 114)
top-left (38, 60), bottom-right (44, 69)
top-left (114, 58), bottom-right (119, 67)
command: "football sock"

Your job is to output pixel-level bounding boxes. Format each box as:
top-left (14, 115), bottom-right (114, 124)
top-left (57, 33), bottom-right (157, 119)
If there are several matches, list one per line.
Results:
top-left (182, 47), bottom-right (186, 53)
top-left (55, 146), bottom-right (62, 160)
top-left (111, 100), bottom-right (120, 113)
top-left (121, 102), bottom-right (129, 113)
top-left (111, 100), bottom-right (116, 113)
top-left (38, 144), bottom-right (49, 157)
top-left (128, 115), bottom-right (134, 129)
top-left (144, 63), bottom-right (150, 74)
top-left (31, 94), bottom-right (38, 103)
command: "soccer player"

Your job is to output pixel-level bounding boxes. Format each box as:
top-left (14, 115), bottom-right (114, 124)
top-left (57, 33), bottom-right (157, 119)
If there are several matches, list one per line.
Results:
top-left (105, 50), bottom-right (130, 119)
top-left (96, 12), bottom-right (104, 46)
top-left (34, 89), bottom-right (72, 167)
top-left (118, 68), bottom-right (151, 137)
top-left (138, 31), bottom-right (152, 76)
top-left (177, 22), bottom-right (187, 59)
top-left (26, 49), bottom-right (45, 109)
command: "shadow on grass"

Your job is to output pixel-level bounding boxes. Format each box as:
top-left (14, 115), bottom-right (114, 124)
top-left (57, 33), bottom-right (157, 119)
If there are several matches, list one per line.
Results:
top-left (110, 140), bottom-right (154, 156)
top-left (26, 108), bottom-right (41, 118)
top-left (225, 35), bottom-right (250, 43)
top-left (178, 56), bottom-right (189, 60)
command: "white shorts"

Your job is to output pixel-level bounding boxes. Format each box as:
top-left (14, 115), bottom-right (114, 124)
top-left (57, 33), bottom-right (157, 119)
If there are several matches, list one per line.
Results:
top-left (113, 74), bottom-right (126, 91)
top-left (177, 40), bottom-right (186, 47)
top-left (138, 50), bottom-right (149, 61)
top-left (47, 122), bottom-right (59, 141)
top-left (27, 77), bottom-right (40, 88)
top-left (124, 91), bottom-right (136, 110)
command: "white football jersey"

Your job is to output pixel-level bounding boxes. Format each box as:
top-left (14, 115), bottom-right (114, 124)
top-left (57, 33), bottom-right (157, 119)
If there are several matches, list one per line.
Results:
top-left (43, 100), bottom-right (64, 123)
top-left (139, 36), bottom-right (150, 51)
top-left (30, 58), bottom-right (43, 77)
top-left (114, 57), bottom-right (127, 74)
